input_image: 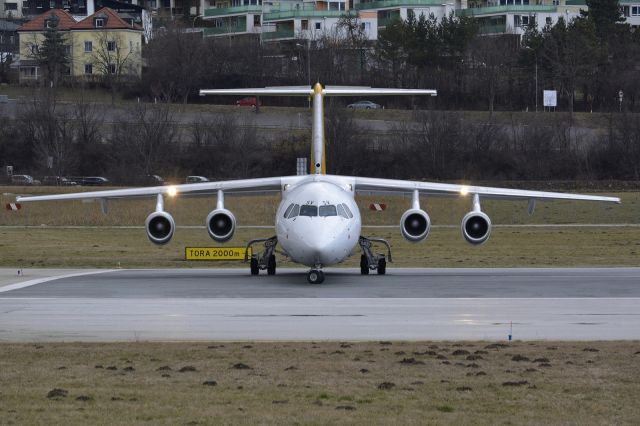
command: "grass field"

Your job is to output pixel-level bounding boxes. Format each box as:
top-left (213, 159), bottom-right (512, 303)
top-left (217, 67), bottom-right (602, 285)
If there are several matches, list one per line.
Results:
top-left (1, 341), bottom-right (639, 425)
top-left (1, 186), bottom-right (638, 268)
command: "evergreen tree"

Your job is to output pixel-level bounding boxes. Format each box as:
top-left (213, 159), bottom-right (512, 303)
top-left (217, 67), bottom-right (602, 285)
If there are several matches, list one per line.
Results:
top-left (36, 15), bottom-right (70, 87)
top-left (580, 0), bottom-right (625, 39)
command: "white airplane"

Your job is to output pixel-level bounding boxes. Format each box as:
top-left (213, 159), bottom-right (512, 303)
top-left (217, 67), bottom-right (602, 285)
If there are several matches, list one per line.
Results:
top-left (17, 84), bottom-right (620, 284)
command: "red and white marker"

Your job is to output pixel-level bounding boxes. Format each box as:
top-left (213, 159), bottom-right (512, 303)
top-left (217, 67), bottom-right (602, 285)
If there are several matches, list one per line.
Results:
top-left (369, 203), bottom-right (387, 211)
top-left (5, 203), bottom-right (21, 211)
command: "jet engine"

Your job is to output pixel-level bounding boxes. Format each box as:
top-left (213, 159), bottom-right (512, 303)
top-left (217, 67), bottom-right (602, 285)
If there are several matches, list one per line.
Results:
top-left (145, 211), bottom-right (175, 245)
top-left (400, 209), bottom-right (431, 242)
top-left (461, 211), bottom-right (492, 245)
top-left (206, 209), bottom-right (236, 242)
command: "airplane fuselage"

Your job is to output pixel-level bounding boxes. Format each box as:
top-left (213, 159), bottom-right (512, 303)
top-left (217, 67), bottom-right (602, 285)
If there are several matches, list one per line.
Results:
top-left (275, 179), bottom-right (361, 267)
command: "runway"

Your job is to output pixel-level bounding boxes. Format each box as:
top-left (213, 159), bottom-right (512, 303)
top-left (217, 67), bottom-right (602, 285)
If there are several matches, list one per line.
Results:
top-left (1, 268), bottom-right (639, 341)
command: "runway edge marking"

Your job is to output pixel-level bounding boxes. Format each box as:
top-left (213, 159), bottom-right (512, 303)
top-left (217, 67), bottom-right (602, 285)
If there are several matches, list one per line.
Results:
top-left (0, 270), bottom-right (117, 294)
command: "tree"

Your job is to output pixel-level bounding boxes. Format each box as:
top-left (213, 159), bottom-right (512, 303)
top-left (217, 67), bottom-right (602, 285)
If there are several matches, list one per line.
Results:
top-left (540, 17), bottom-right (599, 114)
top-left (30, 15), bottom-right (70, 87)
top-left (581, 0), bottom-right (625, 39)
top-left (92, 32), bottom-right (140, 104)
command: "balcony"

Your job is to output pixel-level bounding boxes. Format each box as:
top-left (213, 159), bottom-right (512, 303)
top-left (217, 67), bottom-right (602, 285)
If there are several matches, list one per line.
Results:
top-left (263, 6), bottom-right (356, 21)
top-left (457, 5), bottom-right (557, 17)
top-left (356, 0), bottom-right (444, 10)
top-left (261, 28), bottom-right (295, 40)
top-left (204, 5), bottom-right (262, 17)
top-left (203, 25), bottom-right (249, 35)
top-left (478, 22), bottom-right (507, 33)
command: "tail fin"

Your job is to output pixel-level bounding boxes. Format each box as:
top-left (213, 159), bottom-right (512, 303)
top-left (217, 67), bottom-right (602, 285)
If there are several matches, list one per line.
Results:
top-left (200, 84), bottom-right (437, 175)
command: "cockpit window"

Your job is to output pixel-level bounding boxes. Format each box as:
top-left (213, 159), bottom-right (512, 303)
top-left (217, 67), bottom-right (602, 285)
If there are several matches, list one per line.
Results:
top-left (283, 203), bottom-right (295, 218)
top-left (342, 203), bottom-right (354, 218)
top-left (319, 205), bottom-right (337, 217)
top-left (299, 205), bottom-right (318, 217)
top-left (337, 204), bottom-right (349, 219)
top-left (288, 204), bottom-right (300, 218)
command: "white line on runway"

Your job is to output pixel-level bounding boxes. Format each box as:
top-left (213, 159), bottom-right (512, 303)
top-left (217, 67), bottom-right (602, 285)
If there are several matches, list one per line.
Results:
top-left (0, 270), bottom-right (117, 294)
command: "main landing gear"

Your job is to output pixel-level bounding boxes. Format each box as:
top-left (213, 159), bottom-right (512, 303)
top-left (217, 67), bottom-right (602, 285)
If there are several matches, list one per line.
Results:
top-left (245, 236), bottom-right (278, 276)
top-left (359, 236), bottom-right (392, 275)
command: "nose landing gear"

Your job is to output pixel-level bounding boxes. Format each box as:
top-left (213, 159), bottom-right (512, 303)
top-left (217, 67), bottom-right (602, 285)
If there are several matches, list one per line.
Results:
top-left (307, 268), bottom-right (325, 284)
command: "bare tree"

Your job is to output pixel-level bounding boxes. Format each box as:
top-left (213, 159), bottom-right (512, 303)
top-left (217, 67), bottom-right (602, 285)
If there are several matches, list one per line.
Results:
top-left (92, 32), bottom-right (140, 104)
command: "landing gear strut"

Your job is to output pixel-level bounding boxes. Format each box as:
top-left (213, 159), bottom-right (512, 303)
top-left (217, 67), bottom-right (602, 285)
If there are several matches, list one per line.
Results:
top-left (359, 236), bottom-right (392, 275)
top-left (245, 236), bottom-right (278, 276)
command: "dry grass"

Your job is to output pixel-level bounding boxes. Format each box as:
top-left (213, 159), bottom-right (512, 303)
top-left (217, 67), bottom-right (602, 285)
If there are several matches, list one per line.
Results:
top-left (0, 226), bottom-right (638, 269)
top-left (1, 187), bottom-right (638, 268)
top-left (0, 341), bottom-right (638, 425)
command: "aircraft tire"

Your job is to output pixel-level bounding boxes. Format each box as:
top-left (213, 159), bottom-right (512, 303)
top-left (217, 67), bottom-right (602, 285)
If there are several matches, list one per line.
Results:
top-left (307, 269), bottom-right (324, 284)
top-left (377, 258), bottom-right (386, 275)
top-left (267, 255), bottom-right (276, 275)
top-left (250, 257), bottom-right (259, 275)
top-left (360, 255), bottom-right (369, 275)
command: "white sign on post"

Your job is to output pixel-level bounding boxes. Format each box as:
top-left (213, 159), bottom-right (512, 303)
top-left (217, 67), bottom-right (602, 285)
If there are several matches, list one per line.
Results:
top-left (543, 90), bottom-right (557, 107)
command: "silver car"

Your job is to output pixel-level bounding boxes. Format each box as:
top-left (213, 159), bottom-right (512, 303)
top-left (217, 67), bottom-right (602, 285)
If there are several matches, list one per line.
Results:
top-left (347, 100), bottom-right (383, 110)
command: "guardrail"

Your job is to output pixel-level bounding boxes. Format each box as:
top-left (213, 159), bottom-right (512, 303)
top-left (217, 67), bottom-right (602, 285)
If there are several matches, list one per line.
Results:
top-left (356, 0), bottom-right (444, 10)
top-left (204, 5), bottom-right (262, 17)
top-left (457, 5), bottom-right (556, 17)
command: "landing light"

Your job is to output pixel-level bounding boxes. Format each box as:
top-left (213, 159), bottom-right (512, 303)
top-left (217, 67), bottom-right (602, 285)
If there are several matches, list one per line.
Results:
top-left (460, 186), bottom-right (469, 196)
top-left (167, 186), bottom-right (177, 197)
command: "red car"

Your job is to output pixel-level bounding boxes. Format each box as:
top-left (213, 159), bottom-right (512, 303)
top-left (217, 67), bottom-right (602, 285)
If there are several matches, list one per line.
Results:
top-left (236, 97), bottom-right (261, 107)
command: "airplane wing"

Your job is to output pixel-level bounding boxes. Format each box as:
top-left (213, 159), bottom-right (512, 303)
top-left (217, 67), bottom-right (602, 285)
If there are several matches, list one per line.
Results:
top-left (200, 86), bottom-right (437, 97)
top-left (353, 176), bottom-right (621, 204)
top-left (15, 176), bottom-right (291, 203)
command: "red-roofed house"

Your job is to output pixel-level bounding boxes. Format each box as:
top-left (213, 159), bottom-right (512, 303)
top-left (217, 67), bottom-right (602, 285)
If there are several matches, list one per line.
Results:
top-left (18, 7), bottom-right (143, 84)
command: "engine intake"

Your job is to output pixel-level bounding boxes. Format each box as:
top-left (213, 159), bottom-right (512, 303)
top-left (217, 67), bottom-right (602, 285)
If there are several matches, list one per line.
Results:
top-left (461, 211), bottom-right (492, 245)
top-left (400, 209), bottom-right (431, 242)
top-left (206, 209), bottom-right (236, 242)
top-left (145, 211), bottom-right (175, 245)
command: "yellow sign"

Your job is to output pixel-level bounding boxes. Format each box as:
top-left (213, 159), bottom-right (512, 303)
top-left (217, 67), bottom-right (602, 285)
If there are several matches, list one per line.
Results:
top-left (185, 247), bottom-right (251, 261)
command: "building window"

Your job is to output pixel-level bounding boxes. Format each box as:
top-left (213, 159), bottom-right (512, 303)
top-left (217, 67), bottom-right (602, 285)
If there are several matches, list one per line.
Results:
top-left (95, 18), bottom-right (105, 27)
top-left (522, 15), bottom-right (529, 25)
top-left (64, 45), bottom-right (71, 55)
top-left (84, 63), bottom-right (92, 74)
top-left (546, 16), bottom-right (552, 24)
top-left (632, 6), bottom-right (640, 16)
top-left (5, 2), bottom-right (17, 10)
top-left (301, 20), bottom-right (308, 30)
top-left (315, 22), bottom-right (321, 30)
top-left (107, 41), bottom-right (116, 51)
top-left (361, 22), bottom-right (370, 32)
top-left (84, 41), bottom-right (92, 52)
top-left (109, 63), bottom-right (116, 74)
top-left (30, 44), bottom-right (39, 54)
top-left (253, 14), bottom-right (260, 26)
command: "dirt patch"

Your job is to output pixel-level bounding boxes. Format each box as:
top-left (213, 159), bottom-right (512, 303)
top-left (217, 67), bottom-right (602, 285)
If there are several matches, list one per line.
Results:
top-left (179, 366), bottom-right (197, 372)
top-left (502, 381), bottom-right (529, 387)
top-left (47, 388), bottom-right (68, 398)
top-left (377, 382), bottom-right (395, 390)
top-left (231, 363), bottom-right (251, 370)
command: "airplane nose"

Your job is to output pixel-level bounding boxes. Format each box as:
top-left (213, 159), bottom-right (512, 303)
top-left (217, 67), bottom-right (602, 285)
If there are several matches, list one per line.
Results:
top-left (304, 223), bottom-right (338, 263)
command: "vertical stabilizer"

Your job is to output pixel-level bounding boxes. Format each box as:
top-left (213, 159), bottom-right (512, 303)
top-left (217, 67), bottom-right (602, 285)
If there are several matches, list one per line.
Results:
top-left (311, 83), bottom-right (326, 175)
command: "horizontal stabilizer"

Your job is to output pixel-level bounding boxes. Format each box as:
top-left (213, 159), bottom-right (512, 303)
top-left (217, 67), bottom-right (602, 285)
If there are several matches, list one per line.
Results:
top-left (200, 85), bottom-right (437, 97)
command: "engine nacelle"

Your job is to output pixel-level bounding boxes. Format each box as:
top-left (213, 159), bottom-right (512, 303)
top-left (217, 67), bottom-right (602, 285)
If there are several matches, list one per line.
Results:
top-left (206, 209), bottom-right (236, 242)
top-left (400, 209), bottom-right (431, 243)
top-left (461, 211), bottom-right (492, 245)
top-left (145, 211), bottom-right (175, 245)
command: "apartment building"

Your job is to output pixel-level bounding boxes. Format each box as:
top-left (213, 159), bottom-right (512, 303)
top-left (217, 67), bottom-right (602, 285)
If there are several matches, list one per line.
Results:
top-left (198, 0), bottom-right (637, 41)
top-left (17, 7), bottom-right (143, 83)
